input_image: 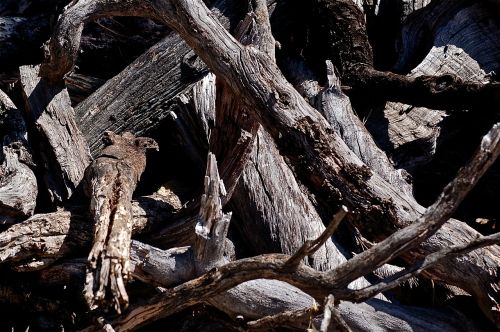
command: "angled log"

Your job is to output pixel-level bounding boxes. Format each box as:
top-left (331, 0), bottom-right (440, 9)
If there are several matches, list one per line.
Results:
top-left (0, 89), bottom-right (37, 224)
top-left (19, 64), bottom-right (92, 204)
top-left (73, 0), bottom-right (250, 155)
top-left (83, 131), bottom-right (158, 313)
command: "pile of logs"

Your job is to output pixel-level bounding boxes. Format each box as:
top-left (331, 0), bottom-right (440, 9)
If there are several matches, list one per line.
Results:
top-left (1, 0), bottom-right (500, 330)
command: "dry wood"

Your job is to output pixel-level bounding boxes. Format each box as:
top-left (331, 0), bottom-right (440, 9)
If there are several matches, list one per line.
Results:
top-left (193, 153), bottom-right (231, 272)
top-left (284, 206), bottom-right (347, 269)
top-left (1, 0), bottom-right (496, 330)
top-left (40, 0), bottom-right (500, 321)
top-left (320, 295), bottom-right (351, 332)
top-left (83, 131), bottom-right (158, 313)
top-left (0, 89), bottom-right (37, 223)
top-left (5, 230), bottom-right (480, 331)
top-left (369, 0), bottom-right (500, 168)
top-left (19, 64), bottom-right (92, 204)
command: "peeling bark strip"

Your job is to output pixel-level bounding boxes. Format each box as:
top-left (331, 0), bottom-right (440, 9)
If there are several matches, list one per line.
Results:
top-left (19, 65), bottom-right (91, 203)
top-left (83, 131), bottom-right (158, 313)
top-left (0, 89), bottom-right (37, 224)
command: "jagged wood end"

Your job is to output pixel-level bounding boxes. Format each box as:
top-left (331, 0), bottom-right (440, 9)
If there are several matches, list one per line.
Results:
top-left (194, 152), bottom-right (231, 271)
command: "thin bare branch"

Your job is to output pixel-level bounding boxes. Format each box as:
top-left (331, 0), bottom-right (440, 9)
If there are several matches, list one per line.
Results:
top-left (247, 306), bottom-right (318, 331)
top-left (285, 206), bottom-right (348, 269)
top-left (339, 229), bottom-right (500, 304)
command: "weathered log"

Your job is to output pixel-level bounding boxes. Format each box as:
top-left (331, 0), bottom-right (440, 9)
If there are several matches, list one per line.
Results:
top-left (83, 131), bottom-right (158, 312)
top-left (42, 0), bottom-right (500, 322)
top-left (19, 65), bottom-right (92, 204)
top-left (73, 0), bottom-right (248, 155)
top-left (0, 89), bottom-right (37, 224)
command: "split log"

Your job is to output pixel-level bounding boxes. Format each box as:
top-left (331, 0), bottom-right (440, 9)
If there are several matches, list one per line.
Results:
top-left (83, 131), bottom-right (158, 312)
top-left (19, 65), bottom-right (92, 204)
top-left (0, 89), bottom-right (37, 224)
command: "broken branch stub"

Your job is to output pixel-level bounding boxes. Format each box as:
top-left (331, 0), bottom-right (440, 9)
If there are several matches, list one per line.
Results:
top-left (83, 131), bottom-right (158, 313)
top-left (194, 153), bottom-right (232, 273)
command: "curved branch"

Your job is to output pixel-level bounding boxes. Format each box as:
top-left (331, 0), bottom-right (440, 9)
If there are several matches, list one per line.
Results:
top-left (39, 0), bottom-right (159, 82)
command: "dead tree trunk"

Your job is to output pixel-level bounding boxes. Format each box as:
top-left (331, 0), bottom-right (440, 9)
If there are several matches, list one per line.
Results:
top-left (0, 0), bottom-right (500, 331)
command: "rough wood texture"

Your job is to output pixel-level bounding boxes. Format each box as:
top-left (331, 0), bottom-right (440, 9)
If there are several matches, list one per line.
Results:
top-left (367, 0), bottom-right (500, 168)
top-left (83, 131), bottom-right (158, 312)
top-left (42, 0), bottom-right (500, 322)
top-left (0, 89), bottom-right (37, 224)
top-left (3, 219), bottom-right (483, 332)
top-left (19, 64), bottom-right (92, 203)
top-left (193, 153), bottom-right (231, 273)
top-left (73, 0), bottom-right (245, 155)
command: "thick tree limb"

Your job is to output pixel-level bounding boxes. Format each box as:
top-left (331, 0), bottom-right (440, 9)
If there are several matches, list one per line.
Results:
top-left (0, 194), bottom-right (177, 270)
top-left (328, 121), bottom-right (500, 294)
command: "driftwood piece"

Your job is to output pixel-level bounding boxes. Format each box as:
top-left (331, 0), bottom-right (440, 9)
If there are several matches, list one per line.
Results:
top-left (83, 131), bottom-right (158, 312)
top-left (0, 89), bottom-right (37, 224)
top-left (19, 64), bottom-right (92, 203)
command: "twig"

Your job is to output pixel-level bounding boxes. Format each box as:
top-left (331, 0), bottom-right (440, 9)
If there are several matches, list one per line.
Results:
top-left (320, 295), bottom-right (351, 332)
top-left (285, 206), bottom-right (348, 269)
top-left (247, 305), bottom-right (318, 330)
